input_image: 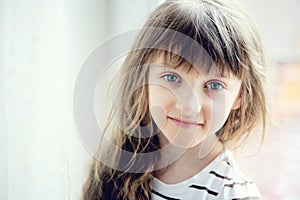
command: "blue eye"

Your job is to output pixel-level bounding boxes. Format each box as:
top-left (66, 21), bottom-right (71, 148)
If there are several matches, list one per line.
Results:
top-left (206, 82), bottom-right (224, 91)
top-left (162, 73), bottom-right (180, 83)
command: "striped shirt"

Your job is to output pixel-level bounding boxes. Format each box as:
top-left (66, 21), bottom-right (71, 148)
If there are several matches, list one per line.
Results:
top-left (151, 150), bottom-right (260, 200)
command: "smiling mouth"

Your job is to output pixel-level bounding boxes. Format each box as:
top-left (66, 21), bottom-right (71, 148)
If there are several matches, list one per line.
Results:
top-left (168, 117), bottom-right (202, 128)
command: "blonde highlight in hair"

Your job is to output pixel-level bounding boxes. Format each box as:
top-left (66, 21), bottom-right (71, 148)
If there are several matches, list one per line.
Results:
top-left (83, 0), bottom-right (268, 199)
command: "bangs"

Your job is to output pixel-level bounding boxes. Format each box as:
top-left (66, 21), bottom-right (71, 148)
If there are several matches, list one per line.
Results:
top-left (147, 47), bottom-right (233, 78)
top-left (136, 0), bottom-right (251, 79)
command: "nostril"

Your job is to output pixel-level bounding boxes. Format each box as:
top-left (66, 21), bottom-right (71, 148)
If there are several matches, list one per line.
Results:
top-left (173, 80), bottom-right (203, 114)
top-left (176, 96), bottom-right (201, 114)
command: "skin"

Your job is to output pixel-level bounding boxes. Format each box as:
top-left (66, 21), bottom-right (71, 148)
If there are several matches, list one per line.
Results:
top-left (148, 60), bottom-right (242, 184)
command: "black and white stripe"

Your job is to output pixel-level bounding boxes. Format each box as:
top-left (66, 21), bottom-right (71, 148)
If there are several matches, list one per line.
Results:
top-left (189, 185), bottom-right (218, 196)
top-left (151, 189), bottom-right (180, 200)
top-left (151, 150), bottom-right (261, 200)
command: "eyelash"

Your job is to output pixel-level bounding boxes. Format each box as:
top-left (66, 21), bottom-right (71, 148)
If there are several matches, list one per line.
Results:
top-left (161, 73), bottom-right (225, 92)
top-left (204, 81), bottom-right (225, 91)
top-left (161, 73), bottom-right (181, 84)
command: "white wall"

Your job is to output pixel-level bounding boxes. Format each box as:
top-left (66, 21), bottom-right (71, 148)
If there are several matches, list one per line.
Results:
top-left (241, 0), bottom-right (300, 62)
top-left (0, 0), bottom-right (162, 200)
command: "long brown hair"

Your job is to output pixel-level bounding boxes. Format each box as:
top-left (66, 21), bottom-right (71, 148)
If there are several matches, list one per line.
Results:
top-left (82, 0), bottom-right (267, 199)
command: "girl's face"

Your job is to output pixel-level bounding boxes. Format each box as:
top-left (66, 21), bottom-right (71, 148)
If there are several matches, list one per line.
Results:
top-left (148, 61), bottom-right (241, 148)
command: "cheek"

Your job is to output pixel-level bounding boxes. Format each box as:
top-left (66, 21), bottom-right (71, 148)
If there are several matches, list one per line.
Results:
top-left (148, 85), bottom-right (175, 128)
top-left (205, 96), bottom-right (235, 134)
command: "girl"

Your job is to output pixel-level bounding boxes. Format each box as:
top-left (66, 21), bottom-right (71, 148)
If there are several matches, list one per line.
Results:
top-left (83, 0), bottom-right (267, 199)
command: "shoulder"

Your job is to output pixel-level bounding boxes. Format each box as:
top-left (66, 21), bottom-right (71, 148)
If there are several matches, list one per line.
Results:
top-left (214, 150), bottom-right (261, 200)
top-left (151, 150), bottom-right (261, 200)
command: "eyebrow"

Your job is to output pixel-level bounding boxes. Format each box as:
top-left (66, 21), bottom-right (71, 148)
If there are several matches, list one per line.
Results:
top-left (154, 64), bottom-right (233, 78)
top-left (208, 70), bottom-right (232, 78)
top-left (150, 60), bottom-right (237, 82)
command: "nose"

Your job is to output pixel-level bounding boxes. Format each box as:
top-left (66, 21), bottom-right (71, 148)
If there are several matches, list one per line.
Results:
top-left (176, 86), bottom-right (202, 114)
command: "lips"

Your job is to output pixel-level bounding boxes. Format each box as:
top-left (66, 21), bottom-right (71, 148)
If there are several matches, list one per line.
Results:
top-left (168, 117), bottom-right (202, 128)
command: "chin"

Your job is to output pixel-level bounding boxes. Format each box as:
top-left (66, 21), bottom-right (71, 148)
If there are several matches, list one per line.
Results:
top-left (167, 135), bottom-right (206, 149)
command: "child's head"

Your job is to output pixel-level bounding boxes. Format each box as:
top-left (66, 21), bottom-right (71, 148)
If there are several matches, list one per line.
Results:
top-left (84, 0), bottom-right (267, 199)
top-left (115, 0), bottom-right (266, 148)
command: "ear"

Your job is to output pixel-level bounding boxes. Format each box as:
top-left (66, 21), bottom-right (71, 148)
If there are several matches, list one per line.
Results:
top-left (232, 97), bottom-right (241, 110)
top-left (232, 91), bottom-right (241, 110)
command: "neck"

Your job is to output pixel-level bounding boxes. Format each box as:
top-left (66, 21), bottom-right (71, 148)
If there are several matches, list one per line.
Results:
top-left (154, 137), bottom-right (224, 184)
